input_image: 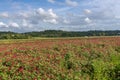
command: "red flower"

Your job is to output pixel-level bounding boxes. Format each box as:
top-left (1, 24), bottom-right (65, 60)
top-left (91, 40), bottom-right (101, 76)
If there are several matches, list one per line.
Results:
top-left (18, 66), bottom-right (24, 72)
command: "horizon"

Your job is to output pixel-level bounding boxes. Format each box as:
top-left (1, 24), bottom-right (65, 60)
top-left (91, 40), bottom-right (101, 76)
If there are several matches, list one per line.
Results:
top-left (0, 0), bottom-right (120, 32)
top-left (0, 30), bottom-right (120, 34)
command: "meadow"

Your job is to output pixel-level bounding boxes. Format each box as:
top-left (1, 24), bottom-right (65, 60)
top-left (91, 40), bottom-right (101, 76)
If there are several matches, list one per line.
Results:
top-left (0, 37), bottom-right (120, 80)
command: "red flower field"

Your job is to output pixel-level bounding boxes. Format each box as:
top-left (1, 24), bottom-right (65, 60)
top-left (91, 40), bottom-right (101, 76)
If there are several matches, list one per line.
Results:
top-left (0, 37), bottom-right (120, 80)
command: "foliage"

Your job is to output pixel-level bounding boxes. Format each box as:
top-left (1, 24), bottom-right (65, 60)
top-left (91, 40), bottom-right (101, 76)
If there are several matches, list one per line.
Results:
top-left (0, 30), bottom-right (120, 39)
top-left (26, 30), bottom-right (120, 37)
top-left (0, 37), bottom-right (120, 80)
top-left (0, 32), bottom-right (31, 39)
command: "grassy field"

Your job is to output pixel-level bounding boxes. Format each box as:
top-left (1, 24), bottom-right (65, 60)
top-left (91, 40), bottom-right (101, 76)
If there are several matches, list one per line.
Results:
top-left (0, 37), bottom-right (120, 80)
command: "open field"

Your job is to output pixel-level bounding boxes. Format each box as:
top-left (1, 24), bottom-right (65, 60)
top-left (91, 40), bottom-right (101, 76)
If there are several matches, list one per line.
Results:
top-left (0, 37), bottom-right (120, 80)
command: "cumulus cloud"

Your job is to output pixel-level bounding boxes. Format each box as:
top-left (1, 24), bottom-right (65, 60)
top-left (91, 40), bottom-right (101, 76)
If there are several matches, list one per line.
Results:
top-left (43, 19), bottom-right (58, 24)
top-left (0, 12), bottom-right (9, 18)
top-left (36, 8), bottom-right (58, 24)
top-left (65, 0), bottom-right (78, 7)
top-left (115, 16), bottom-right (120, 19)
top-left (36, 8), bottom-right (45, 16)
top-left (9, 22), bottom-right (19, 28)
top-left (48, 0), bottom-right (55, 3)
top-left (22, 19), bottom-right (28, 27)
top-left (61, 14), bottom-right (88, 26)
top-left (89, 0), bottom-right (120, 19)
top-left (0, 22), bottom-right (20, 29)
top-left (18, 12), bottom-right (29, 18)
top-left (84, 17), bottom-right (92, 23)
top-left (63, 19), bottom-right (70, 24)
top-left (48, 9), bottom-right (58, 19)
top-left (0, 22), bottom-right (8, 28)
top-left (1, 0), bottom-right (120, 32)
top-left (84, 9), bottom-right (92, 14)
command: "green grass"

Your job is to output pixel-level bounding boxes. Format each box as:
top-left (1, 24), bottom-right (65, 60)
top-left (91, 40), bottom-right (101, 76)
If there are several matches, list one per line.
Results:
top-left (0, 36), bottom-right (120, 44)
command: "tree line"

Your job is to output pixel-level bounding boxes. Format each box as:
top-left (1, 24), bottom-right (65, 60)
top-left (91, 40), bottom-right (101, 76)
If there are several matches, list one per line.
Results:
top-left (0, 30), bottom-right (120, 39)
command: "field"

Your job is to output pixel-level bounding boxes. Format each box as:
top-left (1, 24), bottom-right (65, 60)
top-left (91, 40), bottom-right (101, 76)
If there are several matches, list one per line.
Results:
top-left (0, 37), bottom-right (120, 80)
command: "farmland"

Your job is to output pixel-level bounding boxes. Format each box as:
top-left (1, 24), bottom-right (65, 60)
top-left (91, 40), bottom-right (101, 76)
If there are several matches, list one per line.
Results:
top-left (0, 37), bottom-right (120, 80)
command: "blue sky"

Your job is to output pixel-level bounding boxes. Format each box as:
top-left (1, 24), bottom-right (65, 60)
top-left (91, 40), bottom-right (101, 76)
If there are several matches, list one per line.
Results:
top-left (0, 0), bottom-right (120, 32)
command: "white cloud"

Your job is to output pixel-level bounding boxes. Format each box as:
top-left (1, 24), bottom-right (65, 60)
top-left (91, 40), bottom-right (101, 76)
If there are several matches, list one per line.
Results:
top-left (36, 8), bottom-right (46, 16)
top-left (63, 19), bottom-right (70, 24)
top-left (36, 8), bottom-right (58, 24)
top-left (48, 0), bottom-right (55, 3)
top-left (22, 19), bottom-right (34, 28)
top-left (115, 16), bottom-right (120, 19)
top-left (9, 22), bottom-right (19, 28)
top-left (0, 22), bottom-right (8, 28)
top-left (84, 17), bottom-right (92, 23)
top-left (48, 9), bottom-right (58, 19)
top-left (2, 0), bottom-right (120, 32)
top-left (22, 19), bottom-right (28, 27)
top-left (0, 12), bottom-right (9, 18)
top-left (89, 0), bottom-right (120, 19)
top-left (84, 9), bottom-right (92, 14)
top-left (65, 0), bottom-right (78, 7)
top-left (18, 12), bottom-right (29, 18)
top-left (43, 19), bottom-right (58, 24)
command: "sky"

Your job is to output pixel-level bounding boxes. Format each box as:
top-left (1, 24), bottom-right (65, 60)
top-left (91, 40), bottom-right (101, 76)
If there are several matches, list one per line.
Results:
top-left (0, 0), bottom-right (120, 32)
